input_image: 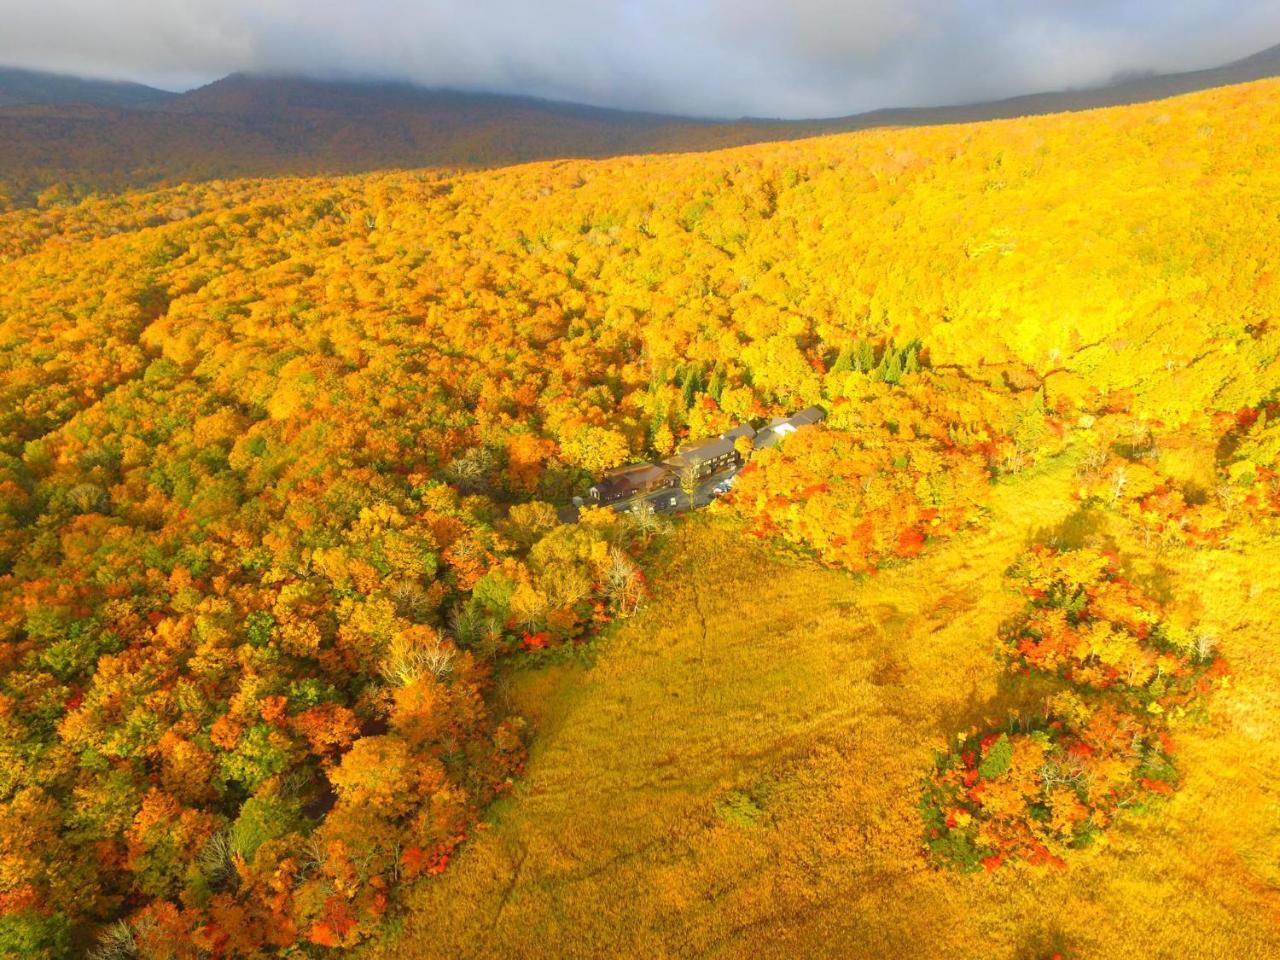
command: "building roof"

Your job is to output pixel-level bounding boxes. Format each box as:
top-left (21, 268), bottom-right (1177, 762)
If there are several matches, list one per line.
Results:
top-left (791, 405), bottom-right (827, 425)
top-left (674, 436), bottom-right (736, 461)
top-left (753, 406), bottom-right (826, 449)
top-left (752, 428), bottom-right (786, 450)
top-left (610, 463), bottom-right (669, 481)
top-left (590, 462), bottom-right (671, 497)
top-left (662, 453), bottom-right (696, 473)
top-left (600, 462), bottom-right (662, 479)
top-left (721, 423), bottom-right (756, 442)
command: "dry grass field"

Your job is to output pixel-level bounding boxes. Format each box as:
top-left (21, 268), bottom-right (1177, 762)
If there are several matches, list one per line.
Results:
top-left (370, 448), bottom-right (1280, 959)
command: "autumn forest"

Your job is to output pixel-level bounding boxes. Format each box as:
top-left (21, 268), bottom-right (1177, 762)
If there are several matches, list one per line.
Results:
top-left (0, 45), bottom-right (1279, 960)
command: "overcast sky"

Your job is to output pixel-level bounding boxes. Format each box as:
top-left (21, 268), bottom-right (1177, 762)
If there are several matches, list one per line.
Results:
top-left (2, 1), bottom-right (1280, 118)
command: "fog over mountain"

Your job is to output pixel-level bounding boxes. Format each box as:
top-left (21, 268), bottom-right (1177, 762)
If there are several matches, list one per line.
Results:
top-left (3, 0), bottom-right (1280, 118)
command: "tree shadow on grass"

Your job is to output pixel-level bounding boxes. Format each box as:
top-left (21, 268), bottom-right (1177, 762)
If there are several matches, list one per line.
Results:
top-left (1027, 504), bottom-right (1179, 607)
top-left (930, 669), bottom-right (1063, 744)
top-left (1123, 559), bottom-right (1177, 606)
top-left (1027, 504), bottom-right (1114, 554)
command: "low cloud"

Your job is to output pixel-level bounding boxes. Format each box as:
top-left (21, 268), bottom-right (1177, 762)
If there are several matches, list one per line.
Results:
top-left (2, 0), bottom-right (1279, 118)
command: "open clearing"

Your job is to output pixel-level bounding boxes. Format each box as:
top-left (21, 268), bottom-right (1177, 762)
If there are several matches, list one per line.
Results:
top-left (373, 452), bottom-right (1280, 959)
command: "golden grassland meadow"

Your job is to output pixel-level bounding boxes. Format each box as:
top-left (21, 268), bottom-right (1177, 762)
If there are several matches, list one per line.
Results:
top-left (370, 458), bottom-right (1280, 960)
top-left (0, 72), bottom-right (1279, 958)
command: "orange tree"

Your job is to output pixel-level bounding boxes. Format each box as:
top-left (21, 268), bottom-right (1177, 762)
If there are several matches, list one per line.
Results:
top-left (920, 695), bottom-right (1179, 872)
top-left (726, 374), bottom-right (1007, 574)
top-left (1001, 546), bottom-right (1224, 716)
top-left (921, 545), bottom-right (1224, 872)
top-left (1074, 401), bottom-right (1280, 550)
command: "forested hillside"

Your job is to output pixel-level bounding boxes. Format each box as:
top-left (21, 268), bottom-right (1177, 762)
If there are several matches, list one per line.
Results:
top-left (0, 77), bottom-right (1278, 956)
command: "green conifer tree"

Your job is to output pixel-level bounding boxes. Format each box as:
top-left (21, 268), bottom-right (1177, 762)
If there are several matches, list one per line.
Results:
top-left (831, 346), bottom-right (854, 374)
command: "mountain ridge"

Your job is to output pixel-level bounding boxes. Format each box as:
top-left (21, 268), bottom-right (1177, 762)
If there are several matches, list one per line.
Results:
top-left (790, 39), bottom-right (1280, 129)
top-left (1, 40), bottom-right (1279, 206)
top-left (6, 39), bottom-right (1280, 123)
top-left (0, 65), bottom-right (174, 109)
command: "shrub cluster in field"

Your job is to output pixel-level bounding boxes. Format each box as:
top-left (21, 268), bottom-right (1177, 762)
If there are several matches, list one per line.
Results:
top-left (1075, 401), bottom-right (1280, 549)
top-left (921, 698), bottom-right (1179, 871)
top-left (727, 375), bottom-right (1063, 573)
top-left (1001, 547), bottom-right (1224, 714)
top-left (921, 546), bottom-right (1225, 871)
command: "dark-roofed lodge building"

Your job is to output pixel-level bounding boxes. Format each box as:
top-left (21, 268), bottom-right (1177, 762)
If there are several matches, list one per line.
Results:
top-left (665, 435), bottom-right (740, 481)
top-left (587, 463), bottom-right (675, 505)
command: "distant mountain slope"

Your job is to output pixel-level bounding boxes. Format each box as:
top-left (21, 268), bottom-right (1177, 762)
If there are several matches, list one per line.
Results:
top-left (169, 73), bottom-right (695, 125)
top-left (801, 41), bottom-right (1280, 129)
top-left (0, 66), bottom-right (173, 109)
top-left (2, 41), bottom-right (1279, 206)
top-left (0, 76), bottom-right (798, 205)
